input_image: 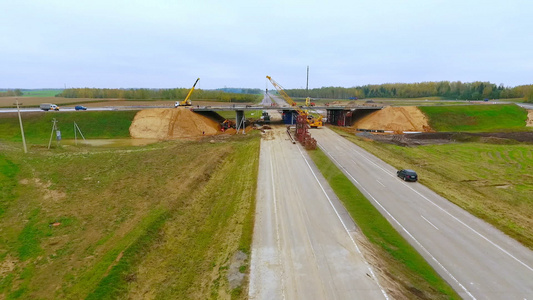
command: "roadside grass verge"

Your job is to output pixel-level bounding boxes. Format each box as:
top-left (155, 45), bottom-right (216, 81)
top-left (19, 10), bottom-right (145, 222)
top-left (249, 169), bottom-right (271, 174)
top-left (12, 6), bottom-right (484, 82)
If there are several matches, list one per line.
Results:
top-left (0, 132), bottom-right (260, 299)
top-left (308, 148), bottom-right (460, 299)
top-left (216, 110), bottom-right (263, 120)
top-left (420, 104), bottom-right (529, 132)
top-left (332, 127), bottom-right (533, 250)
top-left (0, 153), bottom-right (19, 217)
top-left (0, 111), bottom-right (137, 143)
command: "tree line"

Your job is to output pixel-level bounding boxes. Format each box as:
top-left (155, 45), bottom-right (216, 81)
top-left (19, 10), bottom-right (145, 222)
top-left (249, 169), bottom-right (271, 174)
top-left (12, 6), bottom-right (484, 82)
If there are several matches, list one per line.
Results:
top-left (56, 88), bottom-right (261, 103)
top-left (0, 89), bottom-right (23, 97)
top-left (217, 87), bottom-right (262, 94)
top-left (285, 81), bottom-right (533, 102)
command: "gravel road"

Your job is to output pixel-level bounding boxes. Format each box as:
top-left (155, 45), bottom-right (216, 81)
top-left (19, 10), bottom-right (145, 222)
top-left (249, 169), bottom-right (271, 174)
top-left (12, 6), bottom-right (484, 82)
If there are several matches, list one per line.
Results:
top-left (249, 127), bottom-right (387, 300)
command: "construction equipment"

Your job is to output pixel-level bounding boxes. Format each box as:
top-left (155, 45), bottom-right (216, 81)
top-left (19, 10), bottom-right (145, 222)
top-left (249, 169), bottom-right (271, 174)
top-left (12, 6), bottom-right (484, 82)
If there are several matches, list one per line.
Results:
top-left (175, 78), bottom-right (200, 107)
top-left (266, 76), bottom-right (322, 128)
top-left (304, 67), bottom-right (315, 107)
top-left (221, 119), bottom-right (235, 131)
top-left (260, 110), bottom-right (271, 124)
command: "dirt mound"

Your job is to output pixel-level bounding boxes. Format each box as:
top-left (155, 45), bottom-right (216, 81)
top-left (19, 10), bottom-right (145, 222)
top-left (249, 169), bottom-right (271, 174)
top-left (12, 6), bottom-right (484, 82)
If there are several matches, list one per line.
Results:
top-left (353, 106), bottom-right (432, 132)
top-left (129, 108), bottom-right (220, 139)
top-left (527, 110), bottom-right (533, 127)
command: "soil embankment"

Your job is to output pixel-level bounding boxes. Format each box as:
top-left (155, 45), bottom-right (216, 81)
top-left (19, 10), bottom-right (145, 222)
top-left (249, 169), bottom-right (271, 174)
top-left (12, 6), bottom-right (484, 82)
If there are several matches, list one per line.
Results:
top-left (129, 108), bottom-right (220, 139)
top-left (353, 106), bottom-right (432, 132)
top-left (527, 110), bottom-right (533, 127)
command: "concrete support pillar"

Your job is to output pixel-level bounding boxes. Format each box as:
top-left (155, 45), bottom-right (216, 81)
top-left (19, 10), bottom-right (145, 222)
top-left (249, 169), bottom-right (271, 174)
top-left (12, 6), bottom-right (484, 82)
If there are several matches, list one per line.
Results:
top-left (236, 110), bottom-right (245, 134)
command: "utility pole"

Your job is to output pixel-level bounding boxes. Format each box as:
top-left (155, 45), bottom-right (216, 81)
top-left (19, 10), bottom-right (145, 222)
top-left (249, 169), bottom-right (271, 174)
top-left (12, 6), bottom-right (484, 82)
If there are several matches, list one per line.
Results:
top-left (48, 118), bottom-right (60, 149)
top-left (305, 66), bottom-right (311, 107)
top-left (14, 99), bottom-right (27, 153)
top-left (306, 66), bottom-right (309, 94)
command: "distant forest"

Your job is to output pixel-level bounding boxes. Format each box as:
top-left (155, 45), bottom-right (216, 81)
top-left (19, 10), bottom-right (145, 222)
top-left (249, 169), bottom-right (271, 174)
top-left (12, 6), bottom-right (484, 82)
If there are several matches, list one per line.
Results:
top-left (216, 87), bottom-right (262, 94)
top-left (285, 81), bottom-right (533, 102)
top-left (0, 89), bottom-right (23, 97)
top-left (56, 88), bottom-right (261, 103)
top-left (3, 82), bottom-right (533, 103)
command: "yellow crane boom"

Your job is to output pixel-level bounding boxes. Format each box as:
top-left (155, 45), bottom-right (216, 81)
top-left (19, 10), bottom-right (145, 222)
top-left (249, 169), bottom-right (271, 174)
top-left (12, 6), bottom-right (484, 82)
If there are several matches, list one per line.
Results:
top-left (175, 78), bottom-right (200, 107)
top-left (266, 76), bottom-right (305, 116)
top-left (266, 75), bottom-right (323, 128)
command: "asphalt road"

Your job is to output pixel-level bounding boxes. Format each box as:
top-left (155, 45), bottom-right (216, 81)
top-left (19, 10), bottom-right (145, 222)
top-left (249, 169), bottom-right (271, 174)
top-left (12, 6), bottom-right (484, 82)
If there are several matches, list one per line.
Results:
top-left (249, 128), bottom-right (388, 300)
top-left (0, 107), bottom-right (118, 113)
top-left (517, 103), bottom-right (533, 110)
top-left (265, 92), bottom-right (290, 107)
top-left (312, 127), bottom-right (533, 299)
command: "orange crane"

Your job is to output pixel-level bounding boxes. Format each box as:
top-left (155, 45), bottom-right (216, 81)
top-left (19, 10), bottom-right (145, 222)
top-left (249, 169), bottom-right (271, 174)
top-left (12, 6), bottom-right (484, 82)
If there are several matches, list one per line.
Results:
top-left (266, 76), bottom-right (322, 128)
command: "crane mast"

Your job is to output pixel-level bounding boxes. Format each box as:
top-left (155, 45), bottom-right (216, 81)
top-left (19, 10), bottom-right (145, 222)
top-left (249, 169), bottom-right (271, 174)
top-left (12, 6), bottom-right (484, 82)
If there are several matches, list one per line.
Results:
top-left (175, 78), bottom-right (200, 107)
top-left (266, 75), bottom-right (323, 128)
top-left (266, 76), bottom-right (305, 116)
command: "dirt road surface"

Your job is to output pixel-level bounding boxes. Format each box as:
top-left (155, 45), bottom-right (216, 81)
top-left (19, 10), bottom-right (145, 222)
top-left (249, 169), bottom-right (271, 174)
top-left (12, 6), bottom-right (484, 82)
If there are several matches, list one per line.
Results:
top-left (249, 128), bottom-right (387, 300)
top-left (313, 127), bottom-right (533, 299)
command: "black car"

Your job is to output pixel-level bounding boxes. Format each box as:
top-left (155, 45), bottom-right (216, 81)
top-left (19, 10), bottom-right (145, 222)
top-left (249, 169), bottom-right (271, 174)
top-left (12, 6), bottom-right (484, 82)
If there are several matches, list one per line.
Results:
top-left (75, 105), bottom-right (87, 111)
top-left (397, 169), bottom-right (418, 182)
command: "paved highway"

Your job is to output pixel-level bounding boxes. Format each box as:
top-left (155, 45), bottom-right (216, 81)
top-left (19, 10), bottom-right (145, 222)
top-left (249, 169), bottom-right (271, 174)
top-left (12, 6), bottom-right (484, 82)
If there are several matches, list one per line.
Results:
top-left (0, 107), bottom-right (119, 113)
top-left (312, 127), bottom-right (533, 299)
top-left (518, 103), bottom-right (533, 110)
top-left (249, 128), bottom-right (387, 300)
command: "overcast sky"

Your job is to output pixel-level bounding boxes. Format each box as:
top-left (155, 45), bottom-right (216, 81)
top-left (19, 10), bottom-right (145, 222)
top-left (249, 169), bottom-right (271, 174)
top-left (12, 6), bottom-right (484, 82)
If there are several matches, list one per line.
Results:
top-left (1, 0), bottom-right (532, 89)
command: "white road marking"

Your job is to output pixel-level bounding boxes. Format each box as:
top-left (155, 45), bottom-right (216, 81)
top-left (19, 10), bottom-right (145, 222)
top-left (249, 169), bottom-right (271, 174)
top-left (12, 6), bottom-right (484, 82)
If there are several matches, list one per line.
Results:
top-left (421, 215), bottom-right (439, 230)
top-left (295, 145), bottom-right (390, 300)
top-left (269, 148), bottom-right (286, 300)
top-left (331, 138), bottom-right (533, 274)
top-left (318, 143), bottom-right (476, 300)
top-left (376, 180), bottom-right (386, 187)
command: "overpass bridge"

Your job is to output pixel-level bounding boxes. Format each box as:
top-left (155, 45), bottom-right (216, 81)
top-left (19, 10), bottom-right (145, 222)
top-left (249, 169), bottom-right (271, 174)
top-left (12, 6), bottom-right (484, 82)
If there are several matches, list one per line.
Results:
top-left (190, 104), bottom-right (383, 127)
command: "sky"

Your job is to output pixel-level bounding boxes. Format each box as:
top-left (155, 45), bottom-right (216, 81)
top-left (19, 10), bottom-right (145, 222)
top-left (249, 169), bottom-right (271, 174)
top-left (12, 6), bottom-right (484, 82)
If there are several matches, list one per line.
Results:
top-left (1, 0), bottom-right (532, 90)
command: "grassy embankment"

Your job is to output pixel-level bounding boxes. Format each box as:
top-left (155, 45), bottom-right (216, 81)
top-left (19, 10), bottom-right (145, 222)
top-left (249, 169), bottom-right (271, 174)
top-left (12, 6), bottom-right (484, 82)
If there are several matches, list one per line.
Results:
top-left (420, 104), bottom-right (530, 132)
top-left (0, 111), bottom-right (138, 144)
top-left (0, 112), bottom-right (260, 299)
top-left (216, 110), bottom-right (264, 120)
top-left (308, 149), bottom-right (460, 299)
top-left (333, 104), bottom-right (533, 249)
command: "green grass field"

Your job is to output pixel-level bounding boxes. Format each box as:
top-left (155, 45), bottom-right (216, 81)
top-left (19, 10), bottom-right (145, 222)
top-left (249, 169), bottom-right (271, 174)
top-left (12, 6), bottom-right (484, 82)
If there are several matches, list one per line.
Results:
top-left (216, 110), bottom-right (263, 120)
top-left (419, 104), bottom-right (529, 132)
top-left (0, 132), bottom-right (260, 299)
top-left (22, 90), bottom-right (63, 97)
top-left (0, 111), bottom-right (137, 144)
top-left (332, 128), bottom-right (533, 250)
top-left (309, 149), bottom-right (460, 299)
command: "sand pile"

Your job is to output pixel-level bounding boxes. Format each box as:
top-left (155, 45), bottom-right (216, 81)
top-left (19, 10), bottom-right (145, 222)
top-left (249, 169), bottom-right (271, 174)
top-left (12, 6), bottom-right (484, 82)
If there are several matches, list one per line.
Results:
top-left (353, 106), bottom-right (432, 132)
top-left (129, 108), bottom-right (221, 139)
top-left (527, 110), bottom-right (533, 127)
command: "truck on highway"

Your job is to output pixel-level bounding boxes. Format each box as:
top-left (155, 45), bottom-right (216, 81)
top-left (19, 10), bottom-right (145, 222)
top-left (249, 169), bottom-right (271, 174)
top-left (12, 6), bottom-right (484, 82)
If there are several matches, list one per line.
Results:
top-left (40, 103), bottom-right (59, 111)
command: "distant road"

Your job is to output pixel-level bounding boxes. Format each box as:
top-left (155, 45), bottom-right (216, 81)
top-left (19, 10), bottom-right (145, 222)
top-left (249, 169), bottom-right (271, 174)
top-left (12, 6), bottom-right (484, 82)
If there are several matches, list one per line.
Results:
top-left (0, 107), bottom-right (146, 113)
top-left (249, 128), bottom-right (387, 299)
top-left (313, 127), bottom-right (533, 299)
top-left (517, 103), bottom-right (533, 110)
top-left (265, 92), bottom-right (289, 107)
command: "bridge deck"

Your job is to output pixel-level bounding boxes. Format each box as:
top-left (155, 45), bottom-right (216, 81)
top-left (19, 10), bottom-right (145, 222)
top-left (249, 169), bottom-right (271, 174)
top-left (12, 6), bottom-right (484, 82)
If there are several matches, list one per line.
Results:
top-left (190, 105), bottom-right (383, 111)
